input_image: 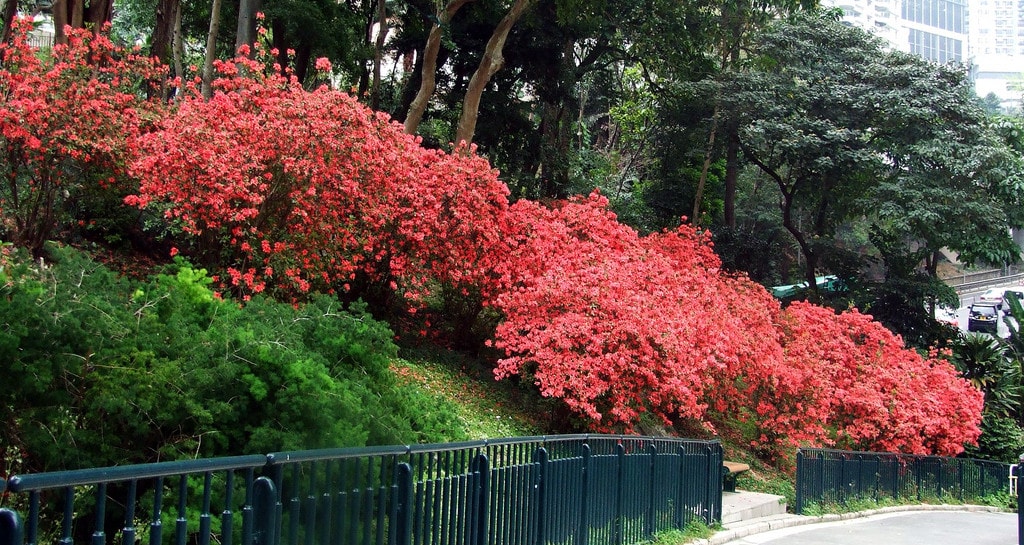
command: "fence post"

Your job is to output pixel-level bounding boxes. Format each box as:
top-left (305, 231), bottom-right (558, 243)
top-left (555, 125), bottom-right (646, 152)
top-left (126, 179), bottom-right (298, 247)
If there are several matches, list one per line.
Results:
top-left (392, 463), bottom-right (414, 545)
top-left (533, 447), bottom-right (548, 545)
top-left (577, 444), bottom-right (591, 545)
top-left (615, 444), bottom-right (625, 545)
top-left (0, 509), bottom-right (23, 545)
top-left (646, 444), bottom-right (656, 538)
top-left (674, 445), bottom-right (685, 530)
top-left (795, 450), bottom-right (804, 514)
top-left (1017, 455), bottom-right (1024, 545)
top-left (473, 454), bottom-right (490, 545)
top-left (252, 477), bottom-right (278, 545)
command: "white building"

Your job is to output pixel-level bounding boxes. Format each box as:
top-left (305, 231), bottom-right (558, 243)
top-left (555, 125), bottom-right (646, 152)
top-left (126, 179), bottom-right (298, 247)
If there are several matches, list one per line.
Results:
top-left (823, 0), bottom-right (1023, 110)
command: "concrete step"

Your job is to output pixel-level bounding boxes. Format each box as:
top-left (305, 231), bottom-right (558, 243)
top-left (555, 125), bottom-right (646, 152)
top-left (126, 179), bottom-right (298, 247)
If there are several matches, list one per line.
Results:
top-left (721, 490), bottom-right (788, 525)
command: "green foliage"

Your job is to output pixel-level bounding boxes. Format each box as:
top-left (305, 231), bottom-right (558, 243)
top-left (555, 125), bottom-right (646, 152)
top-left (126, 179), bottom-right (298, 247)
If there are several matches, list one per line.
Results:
top-left (644, 519), bottom-right (719, 545)
top-left (1, 244), bottom-right (466, 474)
top-left (964, 414), bottom-right (1024, 463)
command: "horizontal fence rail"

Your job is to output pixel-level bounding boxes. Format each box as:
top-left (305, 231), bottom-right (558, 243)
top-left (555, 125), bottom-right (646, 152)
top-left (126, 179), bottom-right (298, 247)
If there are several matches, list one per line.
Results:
top-left (794, 448), bottom-right (1010, 514)
top-left (0, 434), bottom-right (723, 545)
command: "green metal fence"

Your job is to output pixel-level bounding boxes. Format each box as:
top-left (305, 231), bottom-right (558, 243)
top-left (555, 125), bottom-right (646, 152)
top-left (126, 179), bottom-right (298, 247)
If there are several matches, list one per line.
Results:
top-left (0, 434), bottom-right (723, 545)
top-left (794, 448), bottom-right (1010, 514)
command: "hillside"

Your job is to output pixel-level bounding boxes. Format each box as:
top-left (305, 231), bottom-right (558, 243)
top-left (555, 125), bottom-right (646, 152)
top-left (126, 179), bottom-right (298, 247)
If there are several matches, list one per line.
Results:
top-left (389, 342), bottom-right (797, 507)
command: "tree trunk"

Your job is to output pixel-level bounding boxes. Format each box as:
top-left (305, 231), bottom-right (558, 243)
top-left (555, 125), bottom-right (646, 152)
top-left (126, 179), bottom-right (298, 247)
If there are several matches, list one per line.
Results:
top-left (454, 0), bottom-right (534, 146)
top-left (724, 126), bottom-right (739, 227)
top-left (151, 0), bottom-right (178, 65)
top-left (693, 106), bottom-right (719, 224)
top-left (52, 0), bottom-right (68, 43)
top-left (85, 0), bottom-right (113, 30)
top-left (201, 0), bottom-right (223, 100)
top-left (52, 0), bottom-right (113, 44)
top-left (404, 0), bottom-right (474, 134)
top-left (172, 1), bottom-right (184, 98)
top-left (235, 0), bottom-right (262, 54)
top-left (1, 0), bottom-right (19, 44)
top-left (371, 0), bottom-right (387, 109)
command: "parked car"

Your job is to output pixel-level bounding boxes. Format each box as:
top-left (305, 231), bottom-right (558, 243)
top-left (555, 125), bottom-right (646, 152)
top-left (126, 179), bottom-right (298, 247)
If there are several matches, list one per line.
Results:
top-left (1003, 288), bottom-right (1024, 311)
top-left (968, 302), bottom-right (1000, 333)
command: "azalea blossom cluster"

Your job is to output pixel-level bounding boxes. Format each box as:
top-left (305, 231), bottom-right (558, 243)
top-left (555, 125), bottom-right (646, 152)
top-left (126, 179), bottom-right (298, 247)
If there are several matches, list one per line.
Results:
top-left (0, 19), bottom-right (983, 456)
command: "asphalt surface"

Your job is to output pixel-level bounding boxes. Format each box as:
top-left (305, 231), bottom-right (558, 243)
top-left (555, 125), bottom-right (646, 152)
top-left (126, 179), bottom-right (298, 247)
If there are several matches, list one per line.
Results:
top-left (719, 510), bottom-right (1018, 545)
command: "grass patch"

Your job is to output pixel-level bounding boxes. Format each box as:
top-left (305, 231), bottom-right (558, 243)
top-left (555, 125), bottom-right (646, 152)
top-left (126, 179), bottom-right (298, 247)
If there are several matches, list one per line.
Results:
top-left (390, 347), bottom-right (547, 439)
top-left (799, 491), bottom-right (1018, 516)
top-left (644, 519), bottom-right (720, 544)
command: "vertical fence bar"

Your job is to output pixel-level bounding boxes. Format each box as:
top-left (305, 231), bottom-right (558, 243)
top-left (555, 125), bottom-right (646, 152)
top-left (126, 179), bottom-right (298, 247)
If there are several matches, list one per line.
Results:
top-left (615, 444), bottom-right (625, 545)
top-left (200, 472), bottom-right (213, 545)
top-left (0, 509), bottom-right (23, 545)
top-left (122, 480), bottom-right (138, 545)
top-left (577, 444), bottom-right (590, 545)
top-left (474, 454), bottom-right (489, 545)
top-left (673, 446), bottom-right (683, 530)
top-left (92, 483), bottom-right (107, 545)
top-left (151, 477), bottom-right (164, 545)
top-left (223, 471), bottom-right (236, 545)
top-left (795, 450), bottom-right (804, 514)
top-left (176, 475), bottom-right (189, 545)
top-left (253, 477), bottom-right (279, 545)
top-left (1017, 460), bottom-right (1024, 545)
top-left (392, 463), bottom-right (413, 545)
top-left (58, 488), bottom-right (71, 545)
top-left (534, 448), bottom-right (548, 545)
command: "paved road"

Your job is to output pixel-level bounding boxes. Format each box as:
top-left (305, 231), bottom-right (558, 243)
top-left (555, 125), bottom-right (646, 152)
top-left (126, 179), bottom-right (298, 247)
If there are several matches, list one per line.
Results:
top-left (721, 511), bottom-right (1017, 545)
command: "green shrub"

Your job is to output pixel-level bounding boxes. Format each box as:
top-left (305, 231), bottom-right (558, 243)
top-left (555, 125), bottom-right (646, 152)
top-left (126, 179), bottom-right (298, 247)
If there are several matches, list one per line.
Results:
top-left (1, 244), bottom-right (465, 474)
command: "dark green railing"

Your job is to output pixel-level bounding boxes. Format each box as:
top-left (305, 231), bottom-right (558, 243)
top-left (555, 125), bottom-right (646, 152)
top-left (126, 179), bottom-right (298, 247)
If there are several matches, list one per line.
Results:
top-left (0, 434), bottom-right (723, 545)
top-left (794, 447), bottom-right (1010, 514)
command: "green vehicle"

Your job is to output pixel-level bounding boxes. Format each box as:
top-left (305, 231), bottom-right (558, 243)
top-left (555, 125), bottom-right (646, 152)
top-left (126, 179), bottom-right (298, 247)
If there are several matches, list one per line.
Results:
top-left (771, 275), bottom-right (844, 299)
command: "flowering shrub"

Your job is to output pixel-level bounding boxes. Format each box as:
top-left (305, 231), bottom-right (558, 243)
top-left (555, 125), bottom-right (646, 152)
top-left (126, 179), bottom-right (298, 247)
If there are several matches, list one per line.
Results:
top-left (0, 18), bottom-right (163, 255)
top-left (0, 18), bottom-right (974, 457)
top-left (127, 44), bottom-right (509, 302)
top-left (490, 194), bottom-right (982, 455)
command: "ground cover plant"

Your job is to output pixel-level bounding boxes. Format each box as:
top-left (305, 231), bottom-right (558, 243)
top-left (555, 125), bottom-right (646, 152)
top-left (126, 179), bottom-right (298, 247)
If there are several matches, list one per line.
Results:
top-left (0, 16), bottom-right (986, 473)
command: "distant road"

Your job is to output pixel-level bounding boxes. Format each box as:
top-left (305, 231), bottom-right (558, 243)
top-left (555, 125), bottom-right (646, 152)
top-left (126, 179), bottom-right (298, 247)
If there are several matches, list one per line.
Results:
top-left (721, 510), bottom-right (1017, 545)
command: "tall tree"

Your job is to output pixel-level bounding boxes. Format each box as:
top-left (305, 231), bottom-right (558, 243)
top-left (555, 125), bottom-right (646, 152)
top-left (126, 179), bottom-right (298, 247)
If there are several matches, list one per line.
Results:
top-left (404, 0), bottom-right (474, 134)
top-left (454, 0), bottom-right (534, 145)
top-left (719, 10), bottom-right (1024, 289)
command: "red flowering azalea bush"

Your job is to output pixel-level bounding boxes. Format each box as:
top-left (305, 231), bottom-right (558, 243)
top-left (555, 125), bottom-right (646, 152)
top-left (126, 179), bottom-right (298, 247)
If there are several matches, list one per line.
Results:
top-left (490, 194), bottom-right (983, 456)
top-left (491, 193), bottom-right (782, 430)
top-left (0, 18), bottom-right (163, 254)
top-left (128, 47), bottom-right (509, 302)
top-left (775, 302), bottom-right (982, 456)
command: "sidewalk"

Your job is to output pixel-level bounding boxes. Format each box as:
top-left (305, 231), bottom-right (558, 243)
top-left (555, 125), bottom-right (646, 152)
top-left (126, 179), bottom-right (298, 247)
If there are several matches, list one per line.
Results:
top-left (695, 493), bottom-right (1011, 545)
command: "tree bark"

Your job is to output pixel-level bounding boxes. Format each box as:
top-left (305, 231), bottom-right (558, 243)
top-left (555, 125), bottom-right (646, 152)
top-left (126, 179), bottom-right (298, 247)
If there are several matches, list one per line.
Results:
top-left (235, 0), bottom-right (262, 54)
top-left (693, 106), bottom-right (719, 223)
top-left (172, 1), bottom-right (184, 96)
top-left (404, 0), bottom-right (474, 134)
top-left (724, 126), bottom-right (739, 227)
top-left (371, 0), bottom-right (387, 109)
top-left (1, 0), bottom-right (19, 44)
top-left (151, 0), bottom-right (178, 65)
top-left (454, 0), bottom-right (534, 146)
top-left (201, 0), bottom-right (223, 100)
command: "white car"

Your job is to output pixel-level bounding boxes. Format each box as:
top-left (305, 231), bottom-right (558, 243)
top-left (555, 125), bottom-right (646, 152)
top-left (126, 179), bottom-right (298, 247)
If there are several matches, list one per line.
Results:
top-left (976, 287), bottom-right (1024, 313)
top-left (978, 287), bottom-right (1008, 306)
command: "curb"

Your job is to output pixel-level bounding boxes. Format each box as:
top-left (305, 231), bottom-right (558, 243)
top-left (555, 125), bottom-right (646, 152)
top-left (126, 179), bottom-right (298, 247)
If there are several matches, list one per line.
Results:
top-left (691, 503), bottom-right (1011, 545)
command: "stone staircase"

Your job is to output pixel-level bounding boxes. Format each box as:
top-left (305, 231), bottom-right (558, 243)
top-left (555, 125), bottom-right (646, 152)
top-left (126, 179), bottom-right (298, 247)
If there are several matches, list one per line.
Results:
top-left (721, 490), bottom-right (788, 524)
top-left (693, 490), bottom-right (802, 545)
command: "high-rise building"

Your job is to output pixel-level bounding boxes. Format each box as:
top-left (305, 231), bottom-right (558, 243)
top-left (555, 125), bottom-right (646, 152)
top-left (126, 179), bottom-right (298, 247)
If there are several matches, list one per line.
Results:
top-left (823, 0), bottom-right (1022, 109)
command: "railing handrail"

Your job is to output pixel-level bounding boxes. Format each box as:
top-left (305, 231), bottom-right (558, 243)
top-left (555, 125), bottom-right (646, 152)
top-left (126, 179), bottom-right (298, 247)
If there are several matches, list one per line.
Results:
top-left (795, 447), bottom-right (1011, 514)
top-left (6, 454), bottom-right (269, 492)
top-left (0, 434), bottom-right (724, 545)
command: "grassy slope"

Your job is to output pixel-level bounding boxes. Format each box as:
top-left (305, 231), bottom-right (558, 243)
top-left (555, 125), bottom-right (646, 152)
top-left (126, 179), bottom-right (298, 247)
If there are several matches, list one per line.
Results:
top-left (389, 345), bottom-right (797, 507)
top-left (390, 347), bottom-right (549, 440)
